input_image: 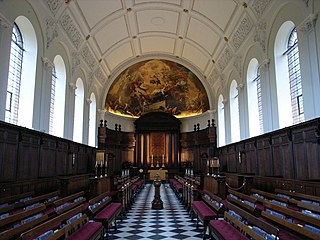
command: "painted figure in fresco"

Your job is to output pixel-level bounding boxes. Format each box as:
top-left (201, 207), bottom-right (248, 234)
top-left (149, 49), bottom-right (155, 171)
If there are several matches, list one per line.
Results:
top-left (105, 59), bottom-right (209, 118)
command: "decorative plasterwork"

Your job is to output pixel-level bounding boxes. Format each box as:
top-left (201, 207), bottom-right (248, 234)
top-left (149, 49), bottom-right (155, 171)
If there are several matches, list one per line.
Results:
top-left (41, 57), bottom-right (54, 68)
top-left (254, 20), bottom-right (267, 52)
top-left (80, 45), bottom-right (96, 70)
top-left (233, 54), bottom-right (242, 77)
top-left (217, 46), bottom-right (233, 71)
top-left (60, 12), bottom-right (83, 49)
top-left (46, 17), bottom-right (58, 49)
top-left (251, 0), bottom-right (272, 18)
top-left (94, 67), bottom-right (106, 83)
top-left (71, 51), bottom-right (81, 75)
top-left (259, 58), bottom-right (270, 71)
top-left (230, 14), bottom-right (253, 50)
top-left (0, 12), bottom-right (12, 29)
top-left (298, 14), bottom-right (318, 33)
top-left (302, 0), bottom-right (310, 7)
top-left (46, 0), bottom-right (63, 15)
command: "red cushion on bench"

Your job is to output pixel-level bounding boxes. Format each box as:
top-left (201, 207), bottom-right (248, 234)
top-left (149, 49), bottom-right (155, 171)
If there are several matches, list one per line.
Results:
top-left (94, 202), bottom-right (122, 221)
top-left (192, 201), bottom-right (217, 220)
top-left (66, 221), bottom-right (102, 240)
top-left (209, 220), bottom-right (248, 240)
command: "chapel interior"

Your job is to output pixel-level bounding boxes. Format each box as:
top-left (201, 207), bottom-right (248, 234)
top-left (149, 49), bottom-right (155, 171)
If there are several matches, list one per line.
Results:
top-left (0, 0), bottom-right (320, 240)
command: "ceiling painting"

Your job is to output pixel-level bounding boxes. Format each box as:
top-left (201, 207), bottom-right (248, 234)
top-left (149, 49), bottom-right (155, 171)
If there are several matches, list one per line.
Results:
top-left (105, 59), bottom-right (209, 118)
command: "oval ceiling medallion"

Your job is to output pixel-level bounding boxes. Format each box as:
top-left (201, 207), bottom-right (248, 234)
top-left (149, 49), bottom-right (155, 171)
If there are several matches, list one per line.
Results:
top-left (105, 59), bottom-right (209, 118)
top-left (151, 16), bottom-right (165, 26)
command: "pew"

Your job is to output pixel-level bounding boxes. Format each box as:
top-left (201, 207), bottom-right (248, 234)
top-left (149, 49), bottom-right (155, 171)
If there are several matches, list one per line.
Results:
top-left (191, 191), bottom-right (221, 239)
top-left (262, 201), bottom-right (320, 240)
top-left (53, 191), bottom-right (87, 215)
top-left (275, 188), bottom-right (320, 204)
top-left (21, 205), bottom-right (103, 240)
top-left (0, 191), bottom-right (35, 215)
top-left (0, 204), bottom-right (48, 240)
top-left (88, 192), bottom-right (122, 237)
top-left (227, 189), bottom-right (263, 214)
top-left (209, 202), bottom-right (279, 240)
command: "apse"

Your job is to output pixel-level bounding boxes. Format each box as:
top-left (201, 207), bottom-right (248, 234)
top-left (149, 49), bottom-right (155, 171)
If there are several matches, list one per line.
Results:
top-left (105, 59), bottom-right (209, 118)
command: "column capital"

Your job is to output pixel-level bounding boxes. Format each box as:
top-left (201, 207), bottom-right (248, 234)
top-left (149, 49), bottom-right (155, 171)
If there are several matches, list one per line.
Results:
top-left (0, 13), bottom-right (12, 29)
top-left (41, 57), bottom-right (54, 68)
top-left (86, 98), bottom-right (92, 104)
top-left (69, 82), bottom-right (77, 90)
top-left (298, 14), bottom-right (317, 33)
top-left (259, 58), bottom-right (270, 70)
top-left (236, 83), bottom-right (244, 91)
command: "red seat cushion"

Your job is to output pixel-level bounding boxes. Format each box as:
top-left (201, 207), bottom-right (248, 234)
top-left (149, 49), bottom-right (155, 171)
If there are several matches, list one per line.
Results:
top-left (66, 222), bottom-right (102, 240)
top-left (209, 220), bottom-right (248, 240)
top-left (192, 201), bottom-right (217, 220)
top-left (94, 203), bottom-right (122, 221)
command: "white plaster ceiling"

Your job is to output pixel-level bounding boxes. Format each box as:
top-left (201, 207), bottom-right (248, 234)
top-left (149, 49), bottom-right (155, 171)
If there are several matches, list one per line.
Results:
top-left (44, 0), bottom-right (273, 93)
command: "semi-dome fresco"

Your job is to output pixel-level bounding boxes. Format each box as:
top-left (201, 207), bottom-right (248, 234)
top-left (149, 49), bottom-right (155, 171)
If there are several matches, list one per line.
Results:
top-left (105, 59), bottom-right (209, 118)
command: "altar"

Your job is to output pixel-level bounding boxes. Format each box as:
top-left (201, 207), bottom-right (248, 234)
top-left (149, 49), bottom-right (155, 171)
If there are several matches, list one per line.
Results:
top-left (148, 169), bottom-right (168, 180)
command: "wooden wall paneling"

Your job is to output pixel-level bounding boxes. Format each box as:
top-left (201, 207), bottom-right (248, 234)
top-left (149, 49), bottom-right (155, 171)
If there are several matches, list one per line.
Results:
top-left (77, 145), bottom-right (87, 174)
top-left (39, 136), bottom-right (56, 177)
top-left (245, 140), bottom-right (256, 174)
top-left (271, 134), bottom-right (283, 177)
top-left (227, 146), bottom-right (236, 172)
top-left (68, 143), bottom-right (78, 175)
top-left (303, 127), bottom-right (320, 180)
top-left (56, 141), bottom-right (68, 175)
top-left (292, 128), bottom-right (308, 180)
top-left (237, 143), bottom-right (247, 174)
top-left (17, 131), bottom-right (40, 181)
top-left (280, 131), bottom-right (294, 179)
top-left (0, 128), bottom-right (18, 182)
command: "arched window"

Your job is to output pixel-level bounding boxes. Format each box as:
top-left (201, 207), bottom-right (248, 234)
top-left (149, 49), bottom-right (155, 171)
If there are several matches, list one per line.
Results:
top-left (49, 55), bottom-right (66, 137)
top-left (217, 94), bottom-right (225, 147)
top-left (5, 23), bottom-right (23, 124)
top-left (247, 58), bottom-right (263, 136)
top-left (5, 17), bottom-right (37, 128)
top-left (230, 80), bottom-right (240, 142)
top-left (73, 78), bottom-right (84, 143)
top-left (275, 22), bottom-right (304, 128)
top-left (286, 28), bottom-right (304, 124)
top-left (88, 93), bottom-right (97, 147)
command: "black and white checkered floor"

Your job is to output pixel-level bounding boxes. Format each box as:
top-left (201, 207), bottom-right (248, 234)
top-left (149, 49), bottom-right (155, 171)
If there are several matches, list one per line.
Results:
top-left (110, 183), bottom-right (203, 239)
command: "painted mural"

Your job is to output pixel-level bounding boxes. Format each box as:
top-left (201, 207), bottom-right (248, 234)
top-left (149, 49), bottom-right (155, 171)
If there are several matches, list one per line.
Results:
top-left (105, 59), bottom-right (209, 118)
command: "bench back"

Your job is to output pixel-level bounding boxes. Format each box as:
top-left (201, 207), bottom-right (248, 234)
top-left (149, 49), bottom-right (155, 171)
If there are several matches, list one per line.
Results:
top-left (251, 188), bottom-right (289, 204)
top-left (53, 191), bottom-right (86, 215)
top-left (262, 201), bottom-right (320, 240)
top-left (88, 192), bottom-right (112, 215)
top-left (0, 191), bottom-right (35, 205)
top-left (275, 188), bottom-right (320, 203)
top-left (21, 205), bottom-right (83, 240)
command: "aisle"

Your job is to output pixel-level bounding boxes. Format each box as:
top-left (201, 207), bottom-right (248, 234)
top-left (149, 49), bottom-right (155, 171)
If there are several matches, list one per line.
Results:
top-left (111, 183), bottom-right (203, 239)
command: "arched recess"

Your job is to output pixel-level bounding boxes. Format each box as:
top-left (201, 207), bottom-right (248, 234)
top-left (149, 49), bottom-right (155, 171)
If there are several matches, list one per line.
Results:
top-left (5, 16), bottom-right (37, 129)
top-left (247, 58), bottom-right (262, 136)
top-left (217, 94), bottom-right (225, 147)
top-left (229, 80), bottom-right (240, 143)
top-left (73, 78), bottom-right (85, 143)
top-left (88, 92), bottom-right (97, 147)
top-left (49, 55), bottom-right (67, 137)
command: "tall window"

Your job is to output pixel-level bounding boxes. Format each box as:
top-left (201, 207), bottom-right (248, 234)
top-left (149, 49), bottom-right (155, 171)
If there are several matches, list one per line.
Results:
top-left (5, 17), bottom-right (37, 128)
top-left (73, 78), bottom-right (84, 143)
top-left (247, 58), bottom-right (263, 136)
top-left (88, 93), bottom-right (97, 147)
top-left (50, 55), bottom-right (66, 137)
top-left (274, 21), bottom-right (303, 128)
top-left (49, 66), bottom-right (56, 134)
top-left (217, 94), bottom-right (225, 147)
top-left (5, 24), bottom-right (23, 124)
top-left (286, 28), bottom-right (304, 124)
top-left (230, 80), bottom-right (240, 142)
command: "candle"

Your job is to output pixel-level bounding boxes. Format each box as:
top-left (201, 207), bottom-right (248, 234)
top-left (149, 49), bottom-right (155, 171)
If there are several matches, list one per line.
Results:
top-left (207, 159), bottom-right (209, 167)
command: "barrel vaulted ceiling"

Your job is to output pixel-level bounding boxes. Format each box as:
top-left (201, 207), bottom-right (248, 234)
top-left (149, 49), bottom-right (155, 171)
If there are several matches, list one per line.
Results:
top-left (41, 0), bottom-right (278, 99)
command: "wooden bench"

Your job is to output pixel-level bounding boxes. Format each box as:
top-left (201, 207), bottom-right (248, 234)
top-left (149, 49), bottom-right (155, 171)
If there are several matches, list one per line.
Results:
top-left (0, 204), bottom-right (48, 240)
top-left (88, 192), bottom-right (122, 237)
top-left (53, 191), bottom-right (87, 215)
top-left (227, 189), bottom-right (262, 214)
top-left (275, 188), bottom-right (320, 213)
top-left (191, 197), bottom-right (218, 239)
top-left (21, 205), bottom-right (103, 240)
top-left (0, 191), bottom-right (35, 215)
top-left (209, 202), bottom-right (279, 240)
top-left (262, 201), bottom-right (320, 240)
